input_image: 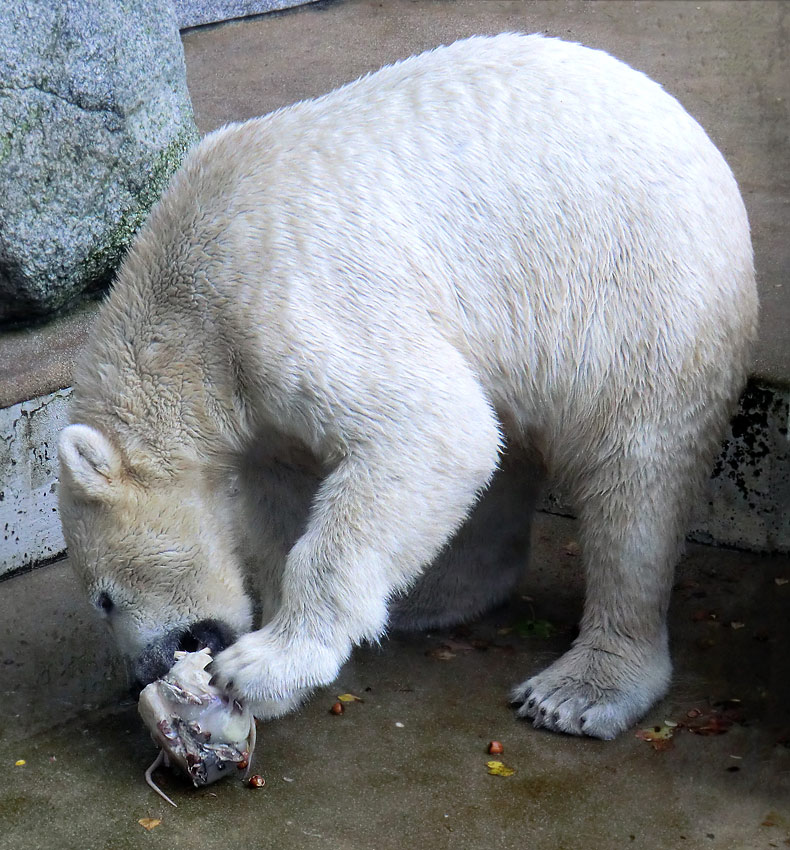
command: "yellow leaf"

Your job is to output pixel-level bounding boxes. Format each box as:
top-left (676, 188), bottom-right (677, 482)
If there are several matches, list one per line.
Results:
top-left (138, 818), bottom-right (162, 831)
top-left (635, 724), bottom-right (676, 750)
top-left (636, 725), bottom-right (674, 741)
top-left (14, 759), bottom-right (26, 767)
top-left (486, 760), bottom-right (515, 777)
top-left (337, 693), bottom-right (363, 702)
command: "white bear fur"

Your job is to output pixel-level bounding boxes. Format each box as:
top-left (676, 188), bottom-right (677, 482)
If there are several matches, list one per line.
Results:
top-left (58, 33), bottom-right (757, 739)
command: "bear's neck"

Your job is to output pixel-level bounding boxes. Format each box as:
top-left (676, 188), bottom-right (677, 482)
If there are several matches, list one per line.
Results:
top-left (71, 303), bottom-right (249, 475)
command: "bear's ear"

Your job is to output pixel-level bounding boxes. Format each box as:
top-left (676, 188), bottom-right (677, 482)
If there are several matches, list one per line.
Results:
top-left (58, 424), bottom-right (123, 502)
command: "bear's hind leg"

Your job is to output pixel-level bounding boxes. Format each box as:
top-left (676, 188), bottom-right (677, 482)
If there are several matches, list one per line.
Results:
top-left (389, 446), bottom-right (543, 631)
top-left (511, 435), bottom-right (703, 739)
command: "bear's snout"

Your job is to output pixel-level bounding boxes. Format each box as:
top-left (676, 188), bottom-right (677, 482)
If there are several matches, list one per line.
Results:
top-left (133, 619), bottom-right (236, 687)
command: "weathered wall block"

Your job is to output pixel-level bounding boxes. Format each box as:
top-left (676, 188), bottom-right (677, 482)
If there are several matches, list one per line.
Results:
top-left (0, 390), bottom-right (71, 576)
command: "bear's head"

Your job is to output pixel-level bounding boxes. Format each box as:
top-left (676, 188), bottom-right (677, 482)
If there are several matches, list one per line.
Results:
top-left (57, 424), bottom-right (254, 687)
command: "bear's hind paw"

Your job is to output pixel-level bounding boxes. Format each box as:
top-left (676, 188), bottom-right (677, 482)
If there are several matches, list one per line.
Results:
top-left (511, 643), bottom-right (671, 740)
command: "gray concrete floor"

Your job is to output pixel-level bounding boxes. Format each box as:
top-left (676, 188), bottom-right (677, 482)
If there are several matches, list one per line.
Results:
top-left (2, 513), bottom-right (789, 850)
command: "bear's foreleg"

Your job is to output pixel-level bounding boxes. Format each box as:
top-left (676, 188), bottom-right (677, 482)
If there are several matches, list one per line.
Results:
top-left (209, 342), bottom-right (502, 717)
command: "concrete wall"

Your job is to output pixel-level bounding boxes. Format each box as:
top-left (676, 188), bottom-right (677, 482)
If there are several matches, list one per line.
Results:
top-left (0, 390), bottom-right (70, 576)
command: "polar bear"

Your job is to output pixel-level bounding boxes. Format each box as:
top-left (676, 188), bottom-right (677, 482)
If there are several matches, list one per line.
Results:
top-left (57, 33), bottom-right (757, 740)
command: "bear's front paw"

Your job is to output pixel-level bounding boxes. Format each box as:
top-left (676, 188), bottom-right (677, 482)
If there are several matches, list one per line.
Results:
top-left (511, 641), bottom-right (671, 740)
top-left (208, 625), bottom-right (348, 716)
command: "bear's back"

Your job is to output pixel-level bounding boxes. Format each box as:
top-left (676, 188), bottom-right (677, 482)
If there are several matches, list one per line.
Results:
top-left (84, 34), bottom-right (756, 438)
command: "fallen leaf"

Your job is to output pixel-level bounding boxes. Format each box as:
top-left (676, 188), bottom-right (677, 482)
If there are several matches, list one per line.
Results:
top-left (138, 818), bottom-right (161, 831)
top-left (486, 760), bottom-right (515, 777)
top-left (730, 621), bottom-right (746, 630)
top-left (426, 646), bottom-right (456, 661)
top-left (760, 810), bottom-right (788, 829)
top-left (336, 693), bottom-right (363, 703)
top-left (775, 578), bottom-right (788, 586)
top-left (691, 609), bottom-right (717, 622)
top-left (635, 724), bottom-right (676, 750)
top-left (563, 541), bottom-right (580, 556)
top-left (14, 759), bottom-right (25, 767)
top-left (681, 704), bottom-right (744, 735)
top-left (443, 638), bottom-right (475, 652)
top-left (514, 618), bottom-right (555, 639)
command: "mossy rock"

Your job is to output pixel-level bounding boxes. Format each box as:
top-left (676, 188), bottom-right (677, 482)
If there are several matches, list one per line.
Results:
top-left (0, 0), bottom-right (199, 325)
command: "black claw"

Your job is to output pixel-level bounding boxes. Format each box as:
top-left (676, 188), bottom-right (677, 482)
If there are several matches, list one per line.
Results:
top-left (208, 674), bottom-right (219, 688)
top-left (539, 707), bottom-right (547, 716)
top-left (553, 712), bottom-right (560, 723)
top-left (528, 698), bottom-right (536, 708)
top-left (580, 716), bottom-right (586, 726)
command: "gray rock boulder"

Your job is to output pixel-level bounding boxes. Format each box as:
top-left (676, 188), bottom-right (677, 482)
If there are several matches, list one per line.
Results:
top-left (0, 0), bottom-right (199, 325)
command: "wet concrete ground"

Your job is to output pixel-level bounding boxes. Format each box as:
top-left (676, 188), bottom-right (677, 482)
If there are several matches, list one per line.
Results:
top-left (2, 513), bottom-right (789, 850)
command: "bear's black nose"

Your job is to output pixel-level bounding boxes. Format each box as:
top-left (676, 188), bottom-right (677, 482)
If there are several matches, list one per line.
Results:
top-left (133, 619), bottom-right (236, 687)
top-left (176, 619), bottom-right (235, 656)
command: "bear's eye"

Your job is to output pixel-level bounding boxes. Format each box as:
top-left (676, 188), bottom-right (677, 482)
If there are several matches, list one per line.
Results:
top-left (96, 592), bottom-right (115, 615)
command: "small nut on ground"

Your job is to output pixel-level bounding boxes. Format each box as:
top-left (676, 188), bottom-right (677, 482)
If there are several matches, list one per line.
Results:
top-left (248, 774), bottom-right (265, 788)
top-left (330, 701), bottom-right (345, 715)
top-left (237, 759), bottom-right (249, 771)
top-left (488, 741), bottom-right (504, 755)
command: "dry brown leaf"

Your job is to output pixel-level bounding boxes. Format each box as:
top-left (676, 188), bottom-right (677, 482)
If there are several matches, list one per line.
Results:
top-left (426, 646), bottom-right (456, 661)
top-left (138, 818), bottom-right (161, 831)
top-left (444, 638), bottom-right (476, 652)
top-left (681, 703), bottom-right (744, 735)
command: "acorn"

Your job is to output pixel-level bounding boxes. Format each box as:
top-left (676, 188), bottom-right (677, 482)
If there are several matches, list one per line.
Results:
top-left (248, 774), bottom-right (265, 788)
top-left (330, 701), bottom-right (345, 715)
top-left (488, 740), bottom-right (504, 755)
